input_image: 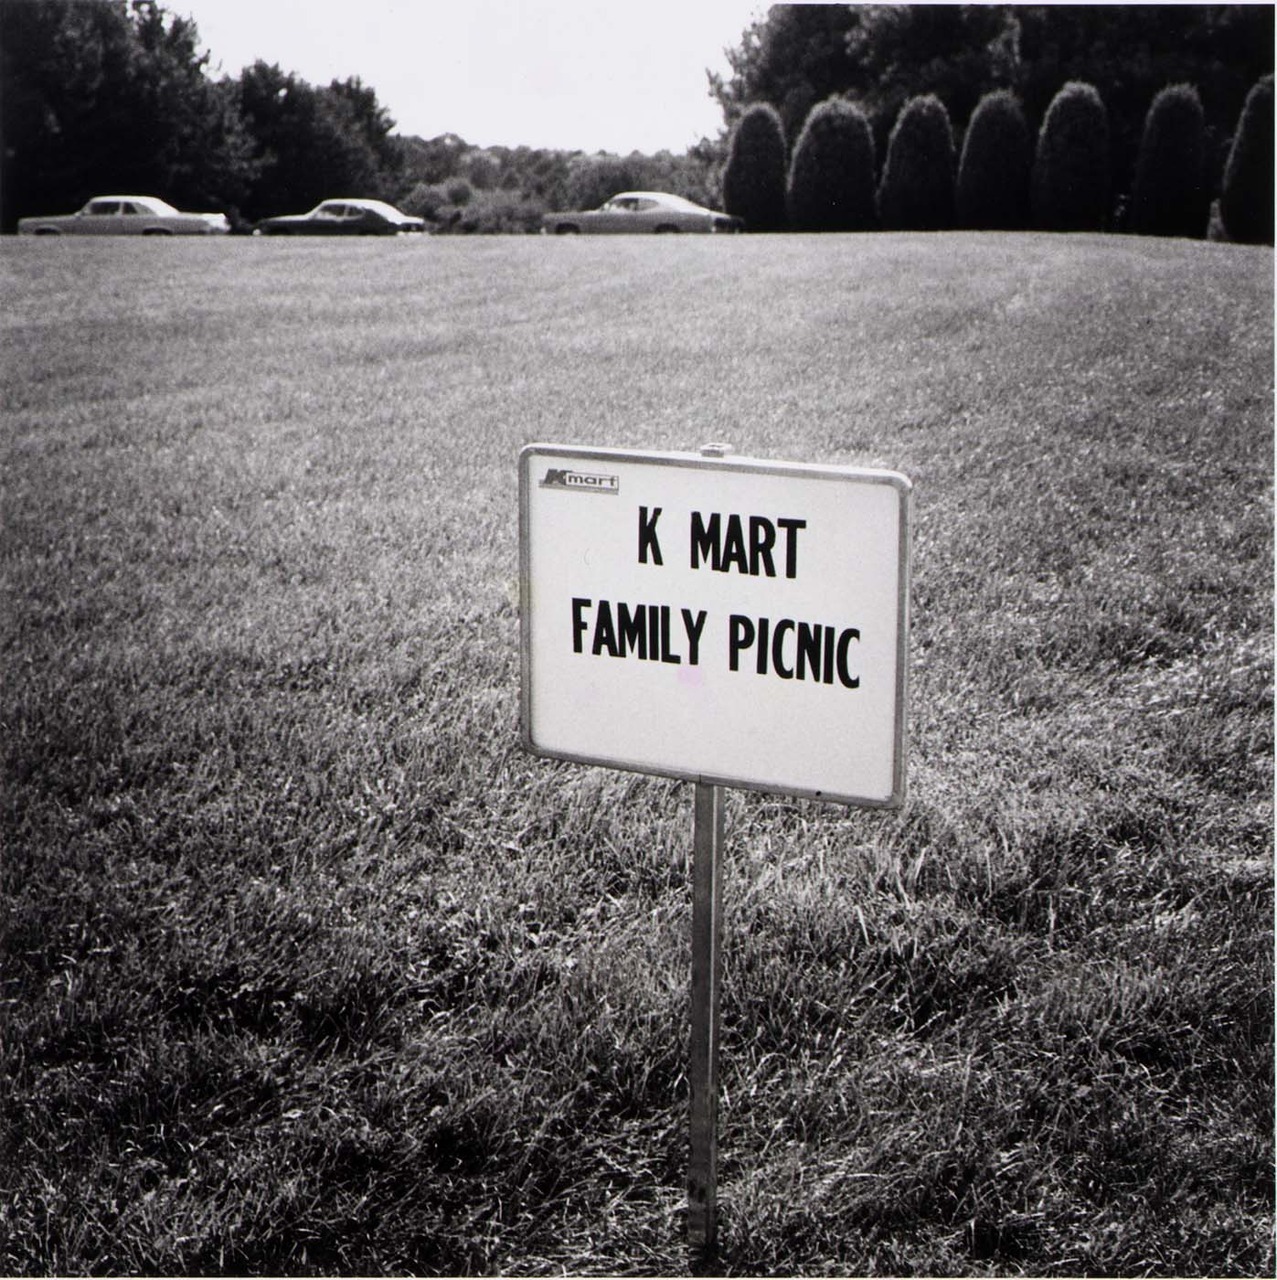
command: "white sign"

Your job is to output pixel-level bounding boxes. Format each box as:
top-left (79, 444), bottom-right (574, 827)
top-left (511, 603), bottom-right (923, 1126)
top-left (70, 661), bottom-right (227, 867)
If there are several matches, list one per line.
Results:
top-left (519, 445), bottom-right (911, 806)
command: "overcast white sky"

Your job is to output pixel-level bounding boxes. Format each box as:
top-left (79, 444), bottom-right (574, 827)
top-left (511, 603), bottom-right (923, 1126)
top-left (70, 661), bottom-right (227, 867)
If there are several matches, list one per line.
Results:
top-left (181, 0), bottom-right (768, 154)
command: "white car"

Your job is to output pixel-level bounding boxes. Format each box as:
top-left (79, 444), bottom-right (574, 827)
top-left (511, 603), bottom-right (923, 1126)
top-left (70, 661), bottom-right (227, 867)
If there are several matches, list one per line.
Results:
top-left (18, 196), bottom-right (230, 236)
top-left (542, 191), bottom-right (744, 235)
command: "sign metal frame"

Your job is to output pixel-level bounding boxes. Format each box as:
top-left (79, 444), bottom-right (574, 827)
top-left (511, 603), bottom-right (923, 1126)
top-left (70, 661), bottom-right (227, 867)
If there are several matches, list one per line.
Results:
top-left (519, 443), bottom-right (912, 809)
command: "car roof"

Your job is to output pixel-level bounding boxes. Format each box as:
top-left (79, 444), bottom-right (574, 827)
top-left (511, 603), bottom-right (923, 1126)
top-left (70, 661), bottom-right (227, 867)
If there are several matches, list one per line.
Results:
top-left (92, 195), bottom-right (181, 211)
top-left (610, 191), bottom-right (702, 208)
top-left (319, 198), bottom-right (404, 213)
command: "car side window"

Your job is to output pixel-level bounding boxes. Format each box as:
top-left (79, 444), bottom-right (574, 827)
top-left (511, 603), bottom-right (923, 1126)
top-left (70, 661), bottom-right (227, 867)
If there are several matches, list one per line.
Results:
top-left (88, 201), bottom-right (119, 215)
top-left (633, 199), bottom-right (657, 212)
top-left (318, 204), bottom-right (343, 218)
top-left (122, 203), bottom-right (143, 215)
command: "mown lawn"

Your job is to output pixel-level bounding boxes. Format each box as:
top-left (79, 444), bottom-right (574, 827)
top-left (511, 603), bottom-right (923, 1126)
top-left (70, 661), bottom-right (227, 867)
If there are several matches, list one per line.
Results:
top-left (1, 232), bottom-right (1272, 1276)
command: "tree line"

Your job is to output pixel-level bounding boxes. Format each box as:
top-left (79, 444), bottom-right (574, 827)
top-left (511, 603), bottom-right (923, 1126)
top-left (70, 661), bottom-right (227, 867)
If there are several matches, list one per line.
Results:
top-left (0, 0), bottom-right (723, 233)
top-left (714, 4), bottom-right (1273, 241)
top-left (0, 0), bottom-right (404, 230)
top-left (2, 1), bottom-right (1272, 237)
top-left (0, 0), bottom-right (716, 232)
top-left (724, 75), bottom-right (1272, 242)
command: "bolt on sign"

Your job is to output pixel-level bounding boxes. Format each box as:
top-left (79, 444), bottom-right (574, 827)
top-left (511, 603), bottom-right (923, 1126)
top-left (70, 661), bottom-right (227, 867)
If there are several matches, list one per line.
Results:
top-left (519, 445), bottom-right (911, 806)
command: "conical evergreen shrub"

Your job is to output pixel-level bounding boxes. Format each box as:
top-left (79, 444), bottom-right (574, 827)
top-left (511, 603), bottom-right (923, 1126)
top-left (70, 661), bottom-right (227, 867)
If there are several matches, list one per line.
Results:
top-left (956, 90), bottom-right (1031, 230)
top-left (1032, 81), bottom-right (1111, 231)
top-left (1220, 75), bottom-right (1274, 245)
top-left (877, 94), bottom-right (956, 231)
top-left (722, 103), bottom-right (788, 233)
top-left (1129, 84), bottom-right (1208, 238)
top-left (786, 97), bottom-right (877, 232)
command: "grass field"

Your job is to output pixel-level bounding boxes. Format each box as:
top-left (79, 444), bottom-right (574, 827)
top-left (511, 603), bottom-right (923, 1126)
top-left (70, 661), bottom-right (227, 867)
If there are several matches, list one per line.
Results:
top-left (1, 232), bottom-right (1272, 1276)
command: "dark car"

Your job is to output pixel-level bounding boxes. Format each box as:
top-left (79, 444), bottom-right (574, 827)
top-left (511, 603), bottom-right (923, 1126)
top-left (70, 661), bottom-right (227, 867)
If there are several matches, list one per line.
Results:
top-left (255, 198), bottom-right (425, 236)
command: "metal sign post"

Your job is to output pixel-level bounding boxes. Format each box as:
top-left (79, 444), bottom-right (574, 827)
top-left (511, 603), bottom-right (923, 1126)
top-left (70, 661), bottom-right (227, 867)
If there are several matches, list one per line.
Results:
top-left (687, 440), bottom-right (730, 1256)
top-left (687, 780), bottom-right (725, 1254)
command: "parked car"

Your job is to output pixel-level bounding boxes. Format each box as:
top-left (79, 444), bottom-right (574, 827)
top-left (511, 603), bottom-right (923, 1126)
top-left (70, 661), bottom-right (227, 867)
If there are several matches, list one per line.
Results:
top-left (541, 191), bottom-right (744, 235)
top-left (17, 196), bottom-right (230, 235)
top-left (255, 198), bottom-right (425, 236)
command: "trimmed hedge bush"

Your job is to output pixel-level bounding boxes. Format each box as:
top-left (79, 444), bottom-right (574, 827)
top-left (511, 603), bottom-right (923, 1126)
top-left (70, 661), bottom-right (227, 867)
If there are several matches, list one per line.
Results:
top-left (722, 102), bottom-right (789, 232)
top-left (1220, 75), bottom-right (1274, 245)
top-left (450, 192), bottom-right (546, 235)
top-left (1032, 81), bottom-right (1111, 231)
top-left (956, 90), bottom-right (1031, 230)
top-left (1129, 84), bottom-right (1208, 238)
top-left (401, 182), bottom-right (449, 221)
top-left (399, 183), bottom-right (545, 234)
top-left (877, 94), bottom-right (956, 231)
top-left (786, 96), bottom-right (877, 232)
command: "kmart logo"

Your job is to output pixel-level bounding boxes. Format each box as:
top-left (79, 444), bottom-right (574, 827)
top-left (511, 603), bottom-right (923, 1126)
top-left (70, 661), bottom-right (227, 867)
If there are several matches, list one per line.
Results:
top-left (540, 468), bottom-right (620, 495)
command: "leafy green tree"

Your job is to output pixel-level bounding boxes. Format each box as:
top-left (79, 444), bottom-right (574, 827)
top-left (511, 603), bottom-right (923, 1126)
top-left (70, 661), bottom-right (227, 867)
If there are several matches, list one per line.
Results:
top-left (563, 155), bottom-right (650, 211)
top-left (1128, 84), bottom-right (1208, 238)
top-left (683, 136), bottom-right (729, 209)
top-left (786, 96), bottom-right (877, 231)
top-left (713, 5), bottom-right (1019, 153)
top-left (520, 149), bottom-right (574, 209)
top-left (877, 94), bottom-right (956, 231)
top-left (956, 89), bottom-right (1031, 229)
top-left (722, 102), bottom-right (788, 231)
top-left (326, 76), bottom-right (401, 181)
top-left (1016, 6), bottom-right (1272, 206)
top-left (842, 5), bottom-right (1021, 160)
top-left (126, 2), bottom-right (257, 207)
top-left (713, 5), bottom-right (1273, 213)
top-left (710, 5), bottom-right (861, 145)
top-left (557, 149), bottom-right (725, 214)
top-left (511, 147), bottom-right (576, 211)
top-left (462, 151), bottom-right (501, 191)
top-left (1, 0), bottom-right (133, 229)
top-left (1032, 80), bottom-right (1110, 231)
top-left (397, 133), bottom-right (469, 186)
top-left (237, 62), bottom-right (390, 219)
top-left (0, 0), bottom-right (255, 230)
top-left (400, 181), bottom-right (452, 223)
top-left (1219, 75), bottom-right (1274, 244)
top-left (394, 140), bottom-right (722, 220)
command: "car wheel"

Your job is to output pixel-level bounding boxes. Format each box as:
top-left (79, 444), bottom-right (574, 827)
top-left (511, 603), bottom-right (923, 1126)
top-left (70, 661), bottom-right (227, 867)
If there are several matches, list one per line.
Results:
top-left (33, 228), bottom-right (61, 236)
top-left (555, 224), bottom-right (580, 235)
top-left (143, 228), bottom-right (174, 236)
top-left (654, 224), bottom-right (682, 234)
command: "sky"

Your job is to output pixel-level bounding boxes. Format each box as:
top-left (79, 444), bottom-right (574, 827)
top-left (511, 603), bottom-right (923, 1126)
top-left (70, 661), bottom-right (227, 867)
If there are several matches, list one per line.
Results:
top-left (181, 0), bottom-right (768, 154)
